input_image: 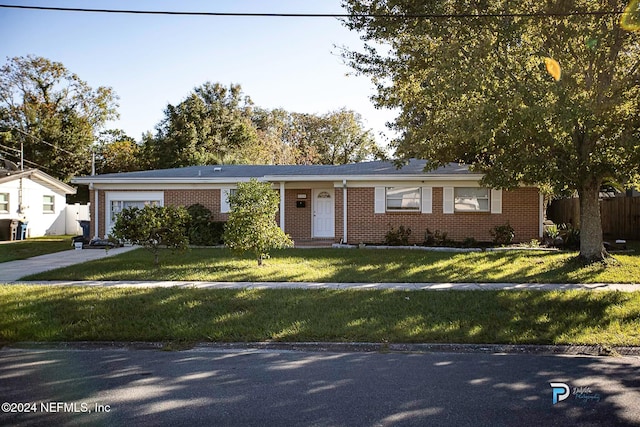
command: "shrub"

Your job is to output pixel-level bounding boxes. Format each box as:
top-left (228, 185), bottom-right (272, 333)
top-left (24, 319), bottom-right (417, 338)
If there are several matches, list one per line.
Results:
top-left (558, 223), bottom-right (580, 249)
top-left (110, 205), bottom-right (189, 266)
top-left (424, 229), bottom-right (451, 246)
top-left (490, 223), bottom-right (515, 245)
top-left (223, 179), bottom-right (293, 265)
top-left (186, 204), bottom-right (225, 245)
top-left (462, 237), bottom-right (478, 248)
top-left (384, 224), bottom-right (411, 246)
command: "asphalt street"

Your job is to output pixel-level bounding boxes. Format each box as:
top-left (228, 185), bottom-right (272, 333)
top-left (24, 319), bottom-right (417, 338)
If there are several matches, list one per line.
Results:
top-left (1, 346), bottom-right (639, 426)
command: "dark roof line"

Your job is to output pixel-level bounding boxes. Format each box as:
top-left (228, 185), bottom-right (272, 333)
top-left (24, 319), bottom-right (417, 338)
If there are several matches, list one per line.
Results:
top-left (80, 159), bottom-right (474, 180)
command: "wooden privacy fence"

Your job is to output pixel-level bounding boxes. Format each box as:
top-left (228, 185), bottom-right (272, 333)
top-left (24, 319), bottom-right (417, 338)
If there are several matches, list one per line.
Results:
top-left (548, 197), bottom-right (640, 240)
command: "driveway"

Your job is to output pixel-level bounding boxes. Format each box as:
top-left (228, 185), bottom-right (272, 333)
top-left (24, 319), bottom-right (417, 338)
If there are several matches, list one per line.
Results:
top-left (0, 246), bottom-right (138, 282)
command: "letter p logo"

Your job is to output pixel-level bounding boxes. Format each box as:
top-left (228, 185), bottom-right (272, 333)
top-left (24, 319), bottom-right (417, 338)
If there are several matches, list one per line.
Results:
top-left (550, 382), bottom-right (570, 405)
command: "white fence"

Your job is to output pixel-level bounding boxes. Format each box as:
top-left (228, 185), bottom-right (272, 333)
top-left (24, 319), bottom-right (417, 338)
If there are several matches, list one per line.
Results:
top-left (64, 203), bottom-right (90, 236)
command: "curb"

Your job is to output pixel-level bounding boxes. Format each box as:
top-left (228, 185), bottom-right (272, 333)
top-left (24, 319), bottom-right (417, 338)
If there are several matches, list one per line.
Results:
top-left (2, 341), bottom-right (639, 357)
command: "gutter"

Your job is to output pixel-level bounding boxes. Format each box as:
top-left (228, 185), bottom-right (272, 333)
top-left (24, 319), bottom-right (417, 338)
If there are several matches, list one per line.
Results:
top-left (72, 174), bottom-right (487, 185)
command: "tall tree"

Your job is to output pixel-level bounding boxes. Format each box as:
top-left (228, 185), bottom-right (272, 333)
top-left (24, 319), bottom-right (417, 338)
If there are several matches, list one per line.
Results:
top-left (309, 108), bottom-right (387, 164)
top-left (251, 108), bottom-right (299, 164)
top-left (252, 108), bottom-right (387, 165)
top-left (147, 82), bottom-right (257, 168)
top-left (342, 0), bottom-right (640, 261)
top-left (0, 55), bottom-right (119, 181)
top-left (95, 129), bottom-right (142, 174)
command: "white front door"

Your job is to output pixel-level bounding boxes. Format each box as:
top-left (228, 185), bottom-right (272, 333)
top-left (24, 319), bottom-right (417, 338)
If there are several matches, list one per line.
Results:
top-left (313, 189), bottom-right (335, 238)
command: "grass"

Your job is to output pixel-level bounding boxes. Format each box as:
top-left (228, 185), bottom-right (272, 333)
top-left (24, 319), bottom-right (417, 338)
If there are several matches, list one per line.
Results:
top-left (22, 244), bottom-right (640, 284)
top-left (0, 286), bottom-right (638, 345)
top-left (0, 236), bottom-right (74, 263)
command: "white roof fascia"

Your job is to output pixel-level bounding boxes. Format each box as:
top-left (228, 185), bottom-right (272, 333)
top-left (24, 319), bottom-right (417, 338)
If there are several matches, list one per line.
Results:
top-left (72, 177), bottom-right (264, 185)
top-left (263, 174), bottom-right (486, 182)
top-left (2, 169), bottom-right (76, 195)
top-left (73, 174), bottom-right (485, 185)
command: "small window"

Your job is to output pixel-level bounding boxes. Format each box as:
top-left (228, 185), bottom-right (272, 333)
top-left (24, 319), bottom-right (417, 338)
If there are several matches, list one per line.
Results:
top-left (0, 193), bottom-right (8, 213)
top-left (43, 195), bottom-right (55, 213)
top-left (386, 187), bottom-right (421, 211)
top-left (110, 200), bottom-right (160, 222)
top-left (454, 188), bottom-right (489, 212)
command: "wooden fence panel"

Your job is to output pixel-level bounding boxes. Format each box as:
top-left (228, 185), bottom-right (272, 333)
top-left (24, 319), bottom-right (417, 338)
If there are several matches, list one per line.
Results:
top-left (548, 197), bottom-right (640, 240)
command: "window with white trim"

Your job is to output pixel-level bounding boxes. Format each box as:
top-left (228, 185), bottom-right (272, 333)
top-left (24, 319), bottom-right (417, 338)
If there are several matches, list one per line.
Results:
top-left (110, 200), bottom-right (161, 222)
top-left (105, 191), bottom-right (164, 235)
top-left (43, 195), bottom-right (55, 213)
top-left (0, 193), bottom-right (8, 213)
top-left (454, 187), bottom-right (490, 212)
top-left (220, 188), bottom-right (237, 213)
top-left (386, 187), bottom-right (421, 211)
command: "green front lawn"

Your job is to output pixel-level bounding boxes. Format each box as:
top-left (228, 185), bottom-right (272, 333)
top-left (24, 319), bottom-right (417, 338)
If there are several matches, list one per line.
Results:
top-left (0, 236), bottom-right (74, 263)
top-left (22, 245), bottom-right (640, 284)
top-left (1, 286), bottom-right (638, 345)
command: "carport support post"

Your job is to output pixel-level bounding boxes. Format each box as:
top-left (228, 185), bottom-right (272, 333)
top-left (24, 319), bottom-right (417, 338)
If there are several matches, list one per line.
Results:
top-left (93, 186), bottom-right (99, 239)
top-left (279, 181), bottom-right (285, 233)
top-left (343, 179), bottom-right (347, 244)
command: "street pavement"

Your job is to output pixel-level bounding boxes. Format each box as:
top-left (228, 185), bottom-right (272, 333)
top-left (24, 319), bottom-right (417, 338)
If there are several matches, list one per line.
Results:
top-left (1, 346), bottom-right (639, 426)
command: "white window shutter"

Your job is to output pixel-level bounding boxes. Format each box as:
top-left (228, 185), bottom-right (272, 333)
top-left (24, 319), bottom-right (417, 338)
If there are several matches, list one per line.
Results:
top-left (421, 187), bottom-right (432, 214)
top-left (491, 189), bottom-right (502, 214)
top-left (374, 187), bottom-right (386, 213)
top-left (220, 188), bottom-right (231, 213)
top-left (443, 187), bottom-right (454, 214)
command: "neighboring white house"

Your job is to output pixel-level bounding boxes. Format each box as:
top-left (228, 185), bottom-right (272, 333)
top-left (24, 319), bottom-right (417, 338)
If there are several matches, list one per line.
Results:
top-left (0, 166), bottom-right (76, 238)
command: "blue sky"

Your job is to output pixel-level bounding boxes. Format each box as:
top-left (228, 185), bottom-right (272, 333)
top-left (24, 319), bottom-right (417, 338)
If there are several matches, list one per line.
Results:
top-left (0, 0), bottom-right (397, 146)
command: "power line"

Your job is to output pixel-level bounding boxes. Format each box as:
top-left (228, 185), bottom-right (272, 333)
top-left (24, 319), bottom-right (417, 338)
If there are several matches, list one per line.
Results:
top-left (0, 148), bottom-right (51, 171)
top-left (9, 126), bottom-right (77, 156)
top-left (0, 143), bottom-right (20, 153)
top-left (0, 4), bottom-right (627, 19)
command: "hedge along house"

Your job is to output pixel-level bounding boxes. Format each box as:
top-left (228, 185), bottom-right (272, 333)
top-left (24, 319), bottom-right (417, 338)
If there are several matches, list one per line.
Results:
top-left (72, 159), bottom-right (543, 245)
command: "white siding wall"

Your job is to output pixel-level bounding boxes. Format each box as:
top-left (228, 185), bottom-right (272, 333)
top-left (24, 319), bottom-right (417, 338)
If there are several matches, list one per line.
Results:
top-left (0, 178), bottom-right (76, 237)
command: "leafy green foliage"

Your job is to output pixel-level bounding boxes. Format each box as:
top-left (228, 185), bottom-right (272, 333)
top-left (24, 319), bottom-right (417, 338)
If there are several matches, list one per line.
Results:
top-left (94, 129), bottom-right (142, 174)
top-left (142, 82), bottom-right (258, 168)
top-left (0, 55), bottom-right (118, 181)
top-left (141, 83), bottom-right (386, 168)
top-left (342, 1), bottom-right (640, 260)
top-left (490, 223), bottom-right (515, 245)
top-left (223, 179), bottom-right (293, 265)
top-left (558, 223), bottom-right (581, 249)
top-left (110, 205), bottom-right (189, 266)
top-left (424, 229), bottom-right (451, 247)
top-left (186, 204), bottom-right (225, 246)
top-left (384, 224), bottom-right (411, 245)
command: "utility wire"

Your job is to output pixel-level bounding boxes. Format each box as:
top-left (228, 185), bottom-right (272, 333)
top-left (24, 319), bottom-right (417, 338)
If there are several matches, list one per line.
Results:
top-left (0, 149), bottom-right (51, 171)
top-left (0, 143), bottom-right (21, 153)
top-left (9, 125), bottom-right (77, 156)
top-left (0, 4), bottom-right (628, 19)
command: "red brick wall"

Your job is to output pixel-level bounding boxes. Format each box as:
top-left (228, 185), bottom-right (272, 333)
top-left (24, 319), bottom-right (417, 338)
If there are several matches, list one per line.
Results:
top-left (94, 185), bottom-right (539, 244)
top-left (341, 187), bottom-right (540, 244)
top-left (164, 189), bottom-right (229, 221)
top-left (284, 189), bottom-right (311, 240)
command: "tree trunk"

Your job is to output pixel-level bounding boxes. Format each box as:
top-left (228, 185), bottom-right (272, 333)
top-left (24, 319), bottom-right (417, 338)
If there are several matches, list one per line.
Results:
top-left (577, 181), bottom-right (608, 261)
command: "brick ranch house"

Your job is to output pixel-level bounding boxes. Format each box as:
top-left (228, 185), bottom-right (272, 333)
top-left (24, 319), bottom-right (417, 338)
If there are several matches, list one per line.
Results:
top-left (72, 159), bottom-right (543, 245)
